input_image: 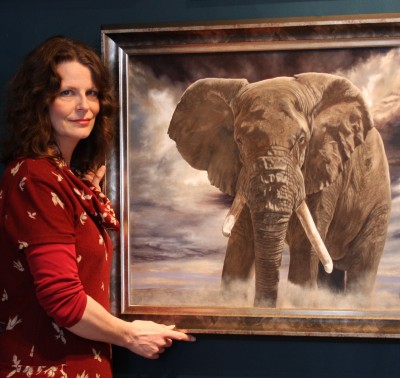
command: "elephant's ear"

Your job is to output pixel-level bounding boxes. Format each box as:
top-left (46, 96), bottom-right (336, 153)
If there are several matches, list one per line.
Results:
top-left (168, 78), bottom-right (248, 196)
top-left (299, 73), bottom-right (374, 194)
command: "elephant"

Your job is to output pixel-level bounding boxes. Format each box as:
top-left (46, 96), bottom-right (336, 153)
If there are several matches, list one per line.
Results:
top-left (168, 72), bottom-right (391, 307)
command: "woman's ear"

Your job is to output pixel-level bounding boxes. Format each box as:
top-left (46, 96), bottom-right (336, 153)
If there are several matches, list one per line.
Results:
top-left (168, 78), bottom-right (248, 196)
top-left (302, 75), bottom-right (373, 194)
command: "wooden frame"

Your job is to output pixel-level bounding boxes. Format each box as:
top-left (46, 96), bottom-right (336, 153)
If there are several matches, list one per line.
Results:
top-left (102, 13), bottom-right (400, 337)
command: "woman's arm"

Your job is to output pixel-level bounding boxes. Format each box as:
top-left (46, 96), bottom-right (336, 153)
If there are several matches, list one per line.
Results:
top-left (67, 296), bottom-right (195, 359)
top-left (26, 243), bottom-right (195, 359)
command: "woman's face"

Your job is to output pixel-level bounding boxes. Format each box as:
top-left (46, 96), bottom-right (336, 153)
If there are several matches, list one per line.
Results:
top-left (48, 60), bottom-right (100, 159)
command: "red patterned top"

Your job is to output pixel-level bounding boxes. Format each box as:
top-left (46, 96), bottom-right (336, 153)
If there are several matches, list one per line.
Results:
top-left (0, 157), bottom-right (119, 377)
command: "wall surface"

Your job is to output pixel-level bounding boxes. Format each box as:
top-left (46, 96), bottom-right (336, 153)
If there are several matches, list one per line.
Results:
top-left (1, 1), bottom-right (400, 377)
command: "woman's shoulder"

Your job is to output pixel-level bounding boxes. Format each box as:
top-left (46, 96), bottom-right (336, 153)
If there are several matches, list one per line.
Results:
top-left (1, 158), bottom-right (66, 187)
top-left (5, 157), bottom-right (61, 175)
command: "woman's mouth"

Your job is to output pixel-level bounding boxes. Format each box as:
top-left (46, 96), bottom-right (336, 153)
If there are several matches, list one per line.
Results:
top-left (72, 118), bottom-right (92, 126)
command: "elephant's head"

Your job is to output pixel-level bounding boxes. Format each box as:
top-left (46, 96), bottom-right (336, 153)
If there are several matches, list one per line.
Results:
top-left (168, 73), bottom-right (372, 306)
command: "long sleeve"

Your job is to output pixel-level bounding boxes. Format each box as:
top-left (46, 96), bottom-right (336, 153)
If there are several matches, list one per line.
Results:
top-left (25, 243), bottom-right (87, 328)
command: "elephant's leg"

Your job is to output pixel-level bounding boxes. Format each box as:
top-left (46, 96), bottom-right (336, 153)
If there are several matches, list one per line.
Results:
top-left (221, 205), bottom-right (254, 294)
top-left (344, 203), bottom-right (390, 295)
top-left (318, 265), bottom-right (345, 292)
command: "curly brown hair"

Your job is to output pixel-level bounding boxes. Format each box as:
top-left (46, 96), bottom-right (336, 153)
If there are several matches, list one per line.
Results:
top-left (2, 36), bottom-right (117, 173)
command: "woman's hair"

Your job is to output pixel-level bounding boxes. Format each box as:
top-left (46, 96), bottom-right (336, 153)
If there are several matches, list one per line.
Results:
top-left (2, 36), bottom-right (117, 172)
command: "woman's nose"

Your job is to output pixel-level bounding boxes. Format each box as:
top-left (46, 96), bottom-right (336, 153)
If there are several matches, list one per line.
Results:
top-left (76, 95), bottom-right (89, 110)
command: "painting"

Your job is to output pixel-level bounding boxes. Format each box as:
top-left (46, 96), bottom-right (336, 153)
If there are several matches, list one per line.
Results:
top-left (102, 14), bottom-right (400, 337)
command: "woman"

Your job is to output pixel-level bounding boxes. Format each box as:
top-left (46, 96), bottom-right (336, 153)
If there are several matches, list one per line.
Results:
top-left (0, 36), bottom-right (195, 377)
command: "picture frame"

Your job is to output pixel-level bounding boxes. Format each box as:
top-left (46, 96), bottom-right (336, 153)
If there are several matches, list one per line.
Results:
top-left (102, 13), bottom-right (400, 337)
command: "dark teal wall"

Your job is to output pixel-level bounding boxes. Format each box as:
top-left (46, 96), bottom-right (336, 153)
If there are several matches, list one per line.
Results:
top-left (1, 1), bottom-right (400, 377)
top-left (1, 0), bottom-right (400, 104)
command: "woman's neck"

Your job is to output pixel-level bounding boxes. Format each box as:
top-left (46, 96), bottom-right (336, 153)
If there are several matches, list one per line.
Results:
top-left (48, 144), bottom-right (73, 167)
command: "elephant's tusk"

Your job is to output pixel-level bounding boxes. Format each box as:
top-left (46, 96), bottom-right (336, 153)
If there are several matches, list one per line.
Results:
top-left (222, 192), bottom-right (246, 237)
top-left (295, 201), bottom-right (333, 274)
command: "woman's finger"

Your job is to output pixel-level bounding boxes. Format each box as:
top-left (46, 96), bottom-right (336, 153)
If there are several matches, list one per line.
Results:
top-left (91, 165), bottom-right (106, 189)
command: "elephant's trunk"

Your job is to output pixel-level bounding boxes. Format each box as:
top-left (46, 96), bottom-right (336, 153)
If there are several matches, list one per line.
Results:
top-left (252, 213), bottom-right (289, 306)
top-left (245, 151), bottom-right (303, 306)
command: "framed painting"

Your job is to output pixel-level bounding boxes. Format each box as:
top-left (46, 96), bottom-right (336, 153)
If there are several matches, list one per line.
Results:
top-left (102, 13), bottom-right (400, 337)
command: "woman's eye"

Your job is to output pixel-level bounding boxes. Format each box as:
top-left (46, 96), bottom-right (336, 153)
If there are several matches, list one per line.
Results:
top-left (59, 90), bottom-right (72, 97)
top-left (87, 90), bottom-right (99, 99)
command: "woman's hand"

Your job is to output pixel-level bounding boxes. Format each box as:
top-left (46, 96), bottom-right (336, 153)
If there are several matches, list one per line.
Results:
top-left (84, 165), bottom-right (106, 191)
top-left (126, 320), bottom-right (196, 359)
top-left (67, 284), bottom-right (196, 360)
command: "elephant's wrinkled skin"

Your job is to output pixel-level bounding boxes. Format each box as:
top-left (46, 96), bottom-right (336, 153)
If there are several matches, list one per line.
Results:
top-left (168, 73), bottom-right (391, 307)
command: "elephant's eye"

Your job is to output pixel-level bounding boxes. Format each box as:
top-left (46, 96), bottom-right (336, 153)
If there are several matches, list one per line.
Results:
top-left (298, 135), bottom-right (306, 145)
top-left (236, 137), bottom-right (243, 147)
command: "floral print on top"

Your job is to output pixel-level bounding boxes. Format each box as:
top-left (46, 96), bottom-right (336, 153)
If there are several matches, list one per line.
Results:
top-left (0, 158), bottom-right (120, 377)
